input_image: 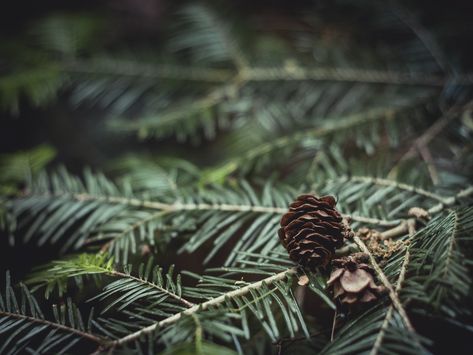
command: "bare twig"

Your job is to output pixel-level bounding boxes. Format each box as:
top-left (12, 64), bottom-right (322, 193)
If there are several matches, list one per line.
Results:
top-left (330, 308), bottom-right (338, 342)
top-left (380, 220), bottom-right (411, 240)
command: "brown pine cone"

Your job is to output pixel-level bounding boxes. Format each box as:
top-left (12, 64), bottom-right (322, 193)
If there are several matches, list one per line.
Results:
top-left (327, 253), bottom-right (385, 305)
top-left (278, 194), bottom-right (351, 270)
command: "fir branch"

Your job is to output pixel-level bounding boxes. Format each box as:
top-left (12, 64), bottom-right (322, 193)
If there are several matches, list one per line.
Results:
top-left (109, 81), bottom-right (241, 138)
top-left (370, 219), bottom-right (417, 355)
top-left (70, 191), bottom-right (401, 226)
top-left (107, 267), bottom-right (297, 348)
top-left (241, 66), bottom-right (454, 86)
top-left (395, 101), bottom-right (473, 164)
top-left (65, 60), bottom-right (234, 83)
top-left (0, 310), bottom-right (103, 344)
top-left (96, 210), bottom-right (169, 252)
top-left (341, 176), bottom-right (446, 203)
top-left (427, 185), bottom-right (473, 214)
top-left (28, 254), bottom-right (194, 308)
top-left (353, 236), bottom-right (415, 332)
top-left (205, 96), bottom-right (433, 181)
top-left (107, 269), bottom-right (195, 308)
top-left (391, 3), bottom-right (451, 73)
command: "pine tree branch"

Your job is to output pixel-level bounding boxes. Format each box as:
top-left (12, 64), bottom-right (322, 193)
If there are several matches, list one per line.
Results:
top-left (108, 270), bottom-right (195, 308)
top-left (0, 310), bottom-right (104, 344)
top-left (391, 3), bottom-right (451, 74)
top-left (353, 236), bottom-right (415, 332)
top-left (110, 82), bottom-right (240, 135)
top-left (209, 98), bottom-right (432, 181)
top-left (65, 61), bottom-right (234, 82)
top-left (427, 185), bottom-right (473, 214)
top-left (94, 210), bottom-right (169, 251)
top-left (241, 66), bottom-right (468, 86)
top-left (65, 59), bottom-right (473, 87)
top-left (395, 102), bottom-right (471, 164)
top-left (370, 248), bottom-right (411, 355)
top-left (370, 220), bottom-right (416, 355)
top-left (440, 211), bottom-right (458, 286)
top-left (378, 187), bottom-right (472, 240)
top-left (335, 176), bottom-right (447, 202)
top-left (106, 267), bottom-right (297, 348)
top-left (72, 192), bottom-right (400, 226)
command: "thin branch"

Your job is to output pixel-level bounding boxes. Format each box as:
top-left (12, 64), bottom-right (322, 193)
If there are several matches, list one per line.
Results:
top-left (65, 61), bottom-right (234, 83)
top-left (380, 220), bottom-right (410, 240)
top-left (353, 236), bottom-right (415, 332)
top-left (370, 246), bottom-right (412, 355)
top-left (392, 101), bottom-right (473, 177)
top-left (210, 97), bottom-right (432, 182)
top-left (378, 185), bottom-right (472, 241)
top-left (417, 145), bottom-right (439, 185)
top-left (440, 211), bottom-right (458, 286)
top-left (337, 176), bottom-right (446, 203)
top-left (109, 270), bottom-right (195, 308)
top-left (108, 81), bottom-right (242, 135)
top-left (428, 186), bottom-right (473, 214)
top-left (241, 66), bottom-right (463, 86)
top-left (107, 267), bottom-right (297, 348)
top-left (0, 310), bottom-right (104, 344)
top-left (391, 3), bottom-right (451, 74)
top-left (94, 211), bottom-right (169, 252)
top-left (70, 193), bottom-right (400, 226)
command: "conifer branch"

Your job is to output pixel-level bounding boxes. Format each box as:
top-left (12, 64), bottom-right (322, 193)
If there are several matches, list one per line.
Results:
top-left (65, 61), bottom-right (234, 82)
top-left (241, 67), bottom-right (461, 86)
top-left (208, 96), bottom-right (433, 180)
top-left (107, 267), bottom-right (297, 348)
top-left (427, 186), bottom-right (473, 214)
top-left (342, 176), bottom-right (446, 202)
top-left (95, 211), bottom-right (169, 251)
top-left (353, 236), bottom-right (415, 332)
top-left (108, 270), bottom-right (195, 308)
top-left (370, 219), bottom-right (417, 355)
top-left (70, 192), bottom-right (401, 226)
top-left (0, 310), bottom-right (104, 344)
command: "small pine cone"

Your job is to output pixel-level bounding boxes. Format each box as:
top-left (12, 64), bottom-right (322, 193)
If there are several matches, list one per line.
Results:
top-left (327, 253), bottom-right (385, 305)
top-left (278, 194), bottom-right (351, 270)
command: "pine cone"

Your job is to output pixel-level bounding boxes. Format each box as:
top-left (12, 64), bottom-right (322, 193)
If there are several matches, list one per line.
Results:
top-left (327, 253), bottom-right (385, 305)
top-left (278, 194), bottom-right (350, 270)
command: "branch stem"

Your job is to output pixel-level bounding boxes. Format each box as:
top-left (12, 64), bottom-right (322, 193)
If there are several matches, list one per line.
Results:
top-left (109, 270), bottom-right (195, 308)
top-left (108, 267), bottom-right (297, 347)
top-left (0, 310), bottom-right (104, 344)
top-left (353, 236), bottom-right (415, 332)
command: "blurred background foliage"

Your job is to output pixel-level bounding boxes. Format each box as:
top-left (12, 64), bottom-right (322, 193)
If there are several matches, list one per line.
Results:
top-left (1, 0), bottom-right (473, 353)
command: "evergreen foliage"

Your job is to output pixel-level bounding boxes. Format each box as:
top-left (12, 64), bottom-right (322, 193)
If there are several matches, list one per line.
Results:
top-left (1, 1), bottom-right (473, 354)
